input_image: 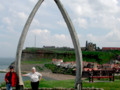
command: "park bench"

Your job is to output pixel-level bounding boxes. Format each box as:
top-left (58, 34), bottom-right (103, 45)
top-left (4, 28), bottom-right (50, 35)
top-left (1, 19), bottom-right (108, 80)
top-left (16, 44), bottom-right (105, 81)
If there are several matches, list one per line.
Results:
top-left (89, 76), bottom-right (114, 82)
top-left (89, 70), bottom-right (114, 82)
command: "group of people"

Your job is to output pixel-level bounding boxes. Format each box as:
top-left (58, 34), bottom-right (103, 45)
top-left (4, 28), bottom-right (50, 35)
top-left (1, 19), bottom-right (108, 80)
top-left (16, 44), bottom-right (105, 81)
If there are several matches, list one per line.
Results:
top-left (5, 66), bottom-right (42, 90)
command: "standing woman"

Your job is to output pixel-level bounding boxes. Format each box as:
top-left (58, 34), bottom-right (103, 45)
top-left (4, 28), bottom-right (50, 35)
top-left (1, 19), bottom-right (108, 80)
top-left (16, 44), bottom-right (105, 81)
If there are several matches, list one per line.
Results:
top-left (22, 67), bottom-right (42, 90)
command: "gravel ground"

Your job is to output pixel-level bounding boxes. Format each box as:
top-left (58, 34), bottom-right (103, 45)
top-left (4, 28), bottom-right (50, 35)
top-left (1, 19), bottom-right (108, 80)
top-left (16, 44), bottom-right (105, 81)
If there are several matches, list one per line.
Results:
top-left (41, 72), bottom-right (75, 80)
top-left (10, 63), bottom-right (77, 80)
top-left (20, 64), bottom-right (76, 80)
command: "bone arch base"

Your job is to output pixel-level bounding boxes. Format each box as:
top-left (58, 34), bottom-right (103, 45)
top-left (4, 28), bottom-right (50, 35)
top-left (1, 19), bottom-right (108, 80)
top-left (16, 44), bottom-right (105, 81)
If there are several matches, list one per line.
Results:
top-left (15, 0), bottom-right (83, 90)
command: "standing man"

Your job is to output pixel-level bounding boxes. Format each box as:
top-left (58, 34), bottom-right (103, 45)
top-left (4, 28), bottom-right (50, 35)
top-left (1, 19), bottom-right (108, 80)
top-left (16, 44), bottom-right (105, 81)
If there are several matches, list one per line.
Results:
top-left (22, 67), bottom-right (42, 90)
top-left (5, 66), bottom-right (17, 90)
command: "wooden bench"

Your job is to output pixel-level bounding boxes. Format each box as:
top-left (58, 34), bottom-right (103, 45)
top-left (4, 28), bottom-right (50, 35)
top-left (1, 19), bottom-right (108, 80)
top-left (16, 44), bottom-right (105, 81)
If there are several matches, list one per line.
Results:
top-left (89, 76), bottom-right (114, 82)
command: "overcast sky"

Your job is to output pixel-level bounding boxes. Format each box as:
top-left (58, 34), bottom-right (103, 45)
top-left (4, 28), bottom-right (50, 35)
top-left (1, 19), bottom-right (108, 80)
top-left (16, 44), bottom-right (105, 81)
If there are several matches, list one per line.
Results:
top-left (0, 0), bottom-right (120, 57)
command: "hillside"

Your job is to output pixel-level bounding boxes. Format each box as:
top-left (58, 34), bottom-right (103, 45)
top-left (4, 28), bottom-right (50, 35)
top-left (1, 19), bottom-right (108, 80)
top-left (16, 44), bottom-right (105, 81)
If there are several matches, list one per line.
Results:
top-left (21, 47), bottom-right (120, 64)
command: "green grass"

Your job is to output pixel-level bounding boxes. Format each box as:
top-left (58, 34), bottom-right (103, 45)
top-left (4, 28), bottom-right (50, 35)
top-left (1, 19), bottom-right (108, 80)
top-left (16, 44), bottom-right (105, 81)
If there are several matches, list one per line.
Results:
top-left (24, 47), bottom-right (74, 54)
top-left (83, 80), bottom-right (120, 90)
top-left (21, 58), bottom-right (51, 64)
top-left (21, 61), bottom-right (50, 64)
top-left (1, 79), bottom-right (120, 90)
top-left (24, 79), bottom-right (74, 88)
top-left (24, 79), bottom-right (120, 90)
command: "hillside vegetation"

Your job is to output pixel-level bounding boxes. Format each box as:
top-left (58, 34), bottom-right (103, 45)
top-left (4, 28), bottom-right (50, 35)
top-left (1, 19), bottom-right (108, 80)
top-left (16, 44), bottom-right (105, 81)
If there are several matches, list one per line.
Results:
top-left (22, 47), bottom-right (120, 64)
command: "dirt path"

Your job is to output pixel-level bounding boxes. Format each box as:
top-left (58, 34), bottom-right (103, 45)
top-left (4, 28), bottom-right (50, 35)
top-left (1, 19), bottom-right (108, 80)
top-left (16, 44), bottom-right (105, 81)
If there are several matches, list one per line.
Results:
top-left (41, 72), bottom-right (75, 80)
top-left (10, 63), bottom-right (83, 80)
top-left (20, 64), bottom-right (75, 80)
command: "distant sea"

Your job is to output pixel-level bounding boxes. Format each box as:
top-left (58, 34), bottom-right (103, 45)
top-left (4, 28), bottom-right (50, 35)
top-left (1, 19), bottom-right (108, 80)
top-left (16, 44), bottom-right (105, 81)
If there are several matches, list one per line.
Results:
top-left (0, 58), bottom-right (54, 84)
top-left (0, 58), bottom-right (14, 70)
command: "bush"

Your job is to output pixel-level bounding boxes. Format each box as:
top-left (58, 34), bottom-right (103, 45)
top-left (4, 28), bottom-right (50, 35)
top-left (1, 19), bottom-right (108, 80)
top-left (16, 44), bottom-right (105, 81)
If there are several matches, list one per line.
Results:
top-left (44, 64), bottom-right (74, 75)
top-left (35, 66), bottom-right (43, 71)
top-left (114, 76), bottom-right (120, 79)
top-left (83, 51), bottom-right (116, 64)
top-left (0, 82), bottom-right (6, 88)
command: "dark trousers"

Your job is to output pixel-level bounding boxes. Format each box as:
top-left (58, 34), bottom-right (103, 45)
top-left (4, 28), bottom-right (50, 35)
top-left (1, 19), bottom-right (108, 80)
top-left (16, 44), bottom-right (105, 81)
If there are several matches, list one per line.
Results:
top-left (31, 81), bottom-right (39, 90)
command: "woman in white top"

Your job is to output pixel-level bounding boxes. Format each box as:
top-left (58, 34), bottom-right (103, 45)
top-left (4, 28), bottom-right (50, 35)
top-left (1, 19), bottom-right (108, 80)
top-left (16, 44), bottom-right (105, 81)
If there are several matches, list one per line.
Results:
top-left (22, 67), bottom-right (42, 90)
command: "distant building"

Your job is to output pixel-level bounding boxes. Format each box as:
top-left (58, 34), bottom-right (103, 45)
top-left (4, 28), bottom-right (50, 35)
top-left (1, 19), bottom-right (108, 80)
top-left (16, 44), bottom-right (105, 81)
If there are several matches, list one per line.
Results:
top-left (43, 46), bottom-right (74, 51)
top-left (43, 41), bottom-right (100, 51)
top-left (86, 41), bottom-right (96, 51)
top-left (43, 46), bottom-right (55, 49)
top-left (52, 59), bottom-right (63, 66)
top-left (81, 41), bottom-right (100, 51)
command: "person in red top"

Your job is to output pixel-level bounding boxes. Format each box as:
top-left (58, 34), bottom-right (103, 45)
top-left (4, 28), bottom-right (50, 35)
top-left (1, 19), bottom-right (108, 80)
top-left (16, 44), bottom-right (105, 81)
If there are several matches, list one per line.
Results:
top-left (5, 66), bottom-right (17, 90)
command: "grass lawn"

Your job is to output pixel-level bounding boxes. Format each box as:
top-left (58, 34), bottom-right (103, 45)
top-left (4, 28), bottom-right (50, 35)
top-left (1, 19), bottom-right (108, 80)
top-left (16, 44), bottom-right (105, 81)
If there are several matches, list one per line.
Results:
top-left (1, 79), bottom-right (120, 90)
top-left (83, 80), bottom-right (120, 90)
top-left (21, 59), bottom-right (51, 64)
top-left (23, 79), bottom-right (120, 90)
top-left (24, 79), bottom-right (74, 88)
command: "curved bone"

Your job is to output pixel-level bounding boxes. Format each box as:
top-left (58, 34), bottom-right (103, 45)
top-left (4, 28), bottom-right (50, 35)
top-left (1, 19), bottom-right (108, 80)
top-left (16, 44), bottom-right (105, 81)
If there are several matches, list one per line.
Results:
top-left (15, 0), bottom-right (44, 86)
top-left (54, 0), bottom-right (83, 89)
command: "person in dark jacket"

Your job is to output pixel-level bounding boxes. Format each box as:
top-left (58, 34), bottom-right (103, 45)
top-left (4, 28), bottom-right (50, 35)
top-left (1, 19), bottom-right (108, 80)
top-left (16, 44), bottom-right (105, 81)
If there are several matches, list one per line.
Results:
top-left (5, 66), bottom-right (17, 90)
